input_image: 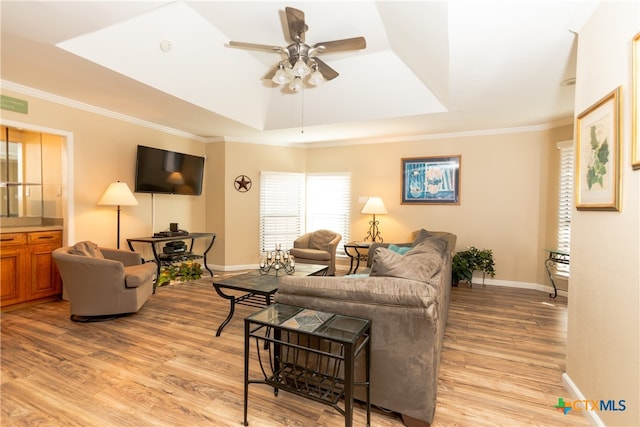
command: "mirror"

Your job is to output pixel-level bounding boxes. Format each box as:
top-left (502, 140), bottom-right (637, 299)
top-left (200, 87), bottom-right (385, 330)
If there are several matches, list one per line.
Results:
top-left (1, 126), bottom-right (43, 218)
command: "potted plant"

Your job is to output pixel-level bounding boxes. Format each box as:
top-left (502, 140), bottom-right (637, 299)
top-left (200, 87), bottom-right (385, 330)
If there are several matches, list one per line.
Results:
top-left (157, 261), bottom-right (203, 287)
top-left (452, 246), bottom-right (496, 286)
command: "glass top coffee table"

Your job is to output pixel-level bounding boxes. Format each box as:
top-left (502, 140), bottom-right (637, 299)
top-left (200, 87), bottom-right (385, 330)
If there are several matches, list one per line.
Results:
top-left (212, 264), bottom-right (327, 336)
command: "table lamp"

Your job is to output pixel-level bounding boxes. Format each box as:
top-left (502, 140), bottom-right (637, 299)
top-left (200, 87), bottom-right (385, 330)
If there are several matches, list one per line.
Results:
top-left (98, 181), bottom-right (138, 248)
top-left (361, 196), bottom-right (387, 243)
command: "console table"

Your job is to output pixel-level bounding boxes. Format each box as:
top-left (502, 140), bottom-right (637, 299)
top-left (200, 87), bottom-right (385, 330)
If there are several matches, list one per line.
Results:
top-left (544, 248), bottom-right (569, 299)
top-left (127, 232), bottom-right (216, 292)
top-left (244, 303), bottom-right (371, 427)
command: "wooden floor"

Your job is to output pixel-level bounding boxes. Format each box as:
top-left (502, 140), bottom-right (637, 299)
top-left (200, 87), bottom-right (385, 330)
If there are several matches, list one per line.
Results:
top-left (1, 272), bottom-right (590, 426)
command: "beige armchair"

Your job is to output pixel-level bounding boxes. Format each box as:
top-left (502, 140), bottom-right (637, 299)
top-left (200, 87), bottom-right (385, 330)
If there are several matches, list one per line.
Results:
top-left (289, 230), bottom-right (342, 275)
top-left (52, 241), bottom-right (155, 322)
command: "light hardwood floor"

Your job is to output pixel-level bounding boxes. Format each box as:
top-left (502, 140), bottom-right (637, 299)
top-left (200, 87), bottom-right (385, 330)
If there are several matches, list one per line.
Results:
top-left (1, 272), bottom-right (589, 426)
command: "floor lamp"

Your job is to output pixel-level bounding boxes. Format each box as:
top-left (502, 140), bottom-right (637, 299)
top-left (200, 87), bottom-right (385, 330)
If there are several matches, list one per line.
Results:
top-left (98, 181), bottom-right (138, 249)
top-left (361, 196), bottom-right (387, 243)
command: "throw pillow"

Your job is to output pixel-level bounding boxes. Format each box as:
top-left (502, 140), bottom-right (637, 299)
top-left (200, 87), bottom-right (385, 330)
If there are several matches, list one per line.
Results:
top-left (69, 241), bottom-right (104, 258)
top-left (388, 244), bottom-right (411, 255)
top-left (370, 237), bottom-right (446, 282)
top-left (412, 228), bottom-right (433, 246)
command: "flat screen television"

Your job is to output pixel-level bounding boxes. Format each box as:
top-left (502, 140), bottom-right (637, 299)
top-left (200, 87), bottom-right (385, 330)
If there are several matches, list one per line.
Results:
top-left (134, 145), bottom-right (205, 195)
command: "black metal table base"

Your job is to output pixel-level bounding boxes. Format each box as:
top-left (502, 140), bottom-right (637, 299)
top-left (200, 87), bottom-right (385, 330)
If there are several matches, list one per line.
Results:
top-left (212, 286), bottom-right (274, 337)
top-left (545, 250), bottom-right (570, 298)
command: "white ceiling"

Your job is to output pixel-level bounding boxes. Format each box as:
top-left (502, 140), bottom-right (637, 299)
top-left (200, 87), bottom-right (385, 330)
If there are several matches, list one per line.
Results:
top-left (0, 1), bottom-right (599, 145)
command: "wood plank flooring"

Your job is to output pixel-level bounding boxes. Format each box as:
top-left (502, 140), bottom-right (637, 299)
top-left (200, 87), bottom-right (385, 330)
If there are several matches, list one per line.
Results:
top-left (1, 273), bottom-right (589, 426)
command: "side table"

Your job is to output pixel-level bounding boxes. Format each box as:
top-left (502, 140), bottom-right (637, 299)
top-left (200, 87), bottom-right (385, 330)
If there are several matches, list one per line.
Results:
top-left (544, 248), bottom-right (570, 298)
top-left (244, 303), bottom-right (371, 427)
top-left (343, 242), bottom-right (371, 274)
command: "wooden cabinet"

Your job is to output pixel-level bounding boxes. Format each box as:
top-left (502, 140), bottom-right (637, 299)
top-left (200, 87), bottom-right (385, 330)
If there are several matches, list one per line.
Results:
top-left (1, 230), bottom-right (62, 309)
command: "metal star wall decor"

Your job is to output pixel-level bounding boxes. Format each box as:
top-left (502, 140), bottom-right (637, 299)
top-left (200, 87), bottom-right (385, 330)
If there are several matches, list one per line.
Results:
top-left (234, 175), bottom-right (252, 192)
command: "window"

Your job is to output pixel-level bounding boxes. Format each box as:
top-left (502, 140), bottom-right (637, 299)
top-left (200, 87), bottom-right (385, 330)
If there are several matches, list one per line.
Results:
top-left (557, 141), bottom-right (573, 272)
top-left (259, 171), bottom-right (351, 254)
top-left (306, 173), bottom-right (351, 250)
top-left (259, 172), bottom-right (305, 253)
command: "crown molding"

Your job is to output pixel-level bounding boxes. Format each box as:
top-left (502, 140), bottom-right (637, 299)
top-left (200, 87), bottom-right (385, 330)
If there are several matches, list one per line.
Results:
top-left (1, 80), bottom-right (206, 142)
top-left (3, 80), bottom-right (574, 148)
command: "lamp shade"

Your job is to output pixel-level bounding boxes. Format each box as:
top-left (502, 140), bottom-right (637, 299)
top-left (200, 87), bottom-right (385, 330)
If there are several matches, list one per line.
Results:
top-left (98, 181), bottom-right (138, 206)
top-left (361, 197), bottom-right (387, 214)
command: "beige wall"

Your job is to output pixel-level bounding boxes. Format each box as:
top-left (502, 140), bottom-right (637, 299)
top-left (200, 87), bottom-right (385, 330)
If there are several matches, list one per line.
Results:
top-left (566, 2), bottom-right (640, 426)
top-left (307, 125), bottom-right (572, 286)
top-left (0, 87), bottom-right (572, 286)
top-left (218, 141), bottom-right (307, 268)
top-left (1, 89), bottom-right (206, 258)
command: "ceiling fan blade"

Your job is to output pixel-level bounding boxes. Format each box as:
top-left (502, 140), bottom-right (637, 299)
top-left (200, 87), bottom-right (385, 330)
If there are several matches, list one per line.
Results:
top-left (314, 58), bottom-right (339, 81)
top-left (313, 37), bottom-right (367, 54)
top-left (285, 7), bottom-right (308, 43)
top-left (228, 41), bottom-right (286, 54)
top-left (263, 64), bottom-right (280, 80)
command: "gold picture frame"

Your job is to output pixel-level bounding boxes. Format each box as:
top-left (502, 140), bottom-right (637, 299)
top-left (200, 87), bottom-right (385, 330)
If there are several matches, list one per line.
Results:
top-left (632, 32), bottom-right (640, 169)
top-left (575, 87), bottom-right (622, 211)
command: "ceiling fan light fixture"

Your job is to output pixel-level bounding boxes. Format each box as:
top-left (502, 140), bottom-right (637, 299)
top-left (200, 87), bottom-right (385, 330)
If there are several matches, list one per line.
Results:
top-left (272, 65), bottom-right (292, 84)
top-left (292, 58), bottom-right (310, 77)
top-left (308, 69), bottom-right (325, 86)
top-left (289, 76), bottom-right (304, 92)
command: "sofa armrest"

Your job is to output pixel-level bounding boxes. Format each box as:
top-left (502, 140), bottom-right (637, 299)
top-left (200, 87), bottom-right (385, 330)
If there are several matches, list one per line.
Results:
top-left (101, 248), bottom-right (143, 266)
top-left (275, 274), bottom-right (444, 422)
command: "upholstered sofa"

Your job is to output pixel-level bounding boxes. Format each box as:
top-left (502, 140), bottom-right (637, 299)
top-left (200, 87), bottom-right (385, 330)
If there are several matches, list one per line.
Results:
top-left (276, 229), bottom-right (456, 426)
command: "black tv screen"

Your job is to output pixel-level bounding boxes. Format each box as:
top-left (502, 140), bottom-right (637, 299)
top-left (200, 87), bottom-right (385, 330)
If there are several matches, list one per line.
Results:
top-left (134, 145), bottom-right (205, 195)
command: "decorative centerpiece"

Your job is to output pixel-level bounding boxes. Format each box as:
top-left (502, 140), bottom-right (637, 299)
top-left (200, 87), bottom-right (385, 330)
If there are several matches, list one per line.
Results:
top-left (259, 244), bottom-right (295, 276)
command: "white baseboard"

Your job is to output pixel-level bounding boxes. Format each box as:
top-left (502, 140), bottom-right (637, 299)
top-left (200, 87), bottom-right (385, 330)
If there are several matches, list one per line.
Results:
top-left (206, 263), bottom-right (258, 273)
top-left (562, 372), bottom-right (606, 426)
top-left (469, 277), bottom-right (569, 298)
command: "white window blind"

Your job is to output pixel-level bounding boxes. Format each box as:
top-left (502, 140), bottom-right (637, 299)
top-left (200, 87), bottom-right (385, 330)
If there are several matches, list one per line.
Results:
top-left (259, 171), bottom-right (305, 253)
top-left (557, 141), bottom-right (573, 272)
top-left (306, 173), bottom-right (351, 250)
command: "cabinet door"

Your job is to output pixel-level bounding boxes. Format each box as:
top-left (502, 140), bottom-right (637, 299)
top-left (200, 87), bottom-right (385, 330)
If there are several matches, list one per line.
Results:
top-left (27, 242), bottom-right (62, 300)
top-left (0, 246), bottom-right (26, 307)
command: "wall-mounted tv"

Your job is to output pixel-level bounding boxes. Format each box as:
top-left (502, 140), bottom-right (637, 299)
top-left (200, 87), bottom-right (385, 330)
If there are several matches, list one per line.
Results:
top-left (134, 145), bottom-right (205, 195)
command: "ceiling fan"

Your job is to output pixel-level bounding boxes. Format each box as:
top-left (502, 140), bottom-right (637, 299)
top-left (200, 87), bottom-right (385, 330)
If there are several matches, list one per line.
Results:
top-left (228, 7), bottom-right (366, 92)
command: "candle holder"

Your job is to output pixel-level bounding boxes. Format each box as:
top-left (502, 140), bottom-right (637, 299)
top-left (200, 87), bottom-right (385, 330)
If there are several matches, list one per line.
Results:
top-left (259, 244), bottom-right (295, 276)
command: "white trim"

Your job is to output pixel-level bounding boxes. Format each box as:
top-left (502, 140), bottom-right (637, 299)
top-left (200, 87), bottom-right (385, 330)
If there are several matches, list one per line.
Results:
top-left (0, 118), bottom-right (75, 246)
top-left (208, 263), bottom-right (258, 272)
top-left (302, 117), bottom-right (576, 148)
top-left (562, 373), bottom-right (606, 426)
top-left (469, 276), bottom-right (569, 298)
top-left (2, 80), bottom-right (205, 142)
top-left (4, 79), bottom-right (574, 147)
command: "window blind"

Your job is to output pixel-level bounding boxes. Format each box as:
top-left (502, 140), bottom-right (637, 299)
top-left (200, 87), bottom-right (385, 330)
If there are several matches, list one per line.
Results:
top-left (306, 173), bottom-right (351, 251)
top-left (259, 171), bottom-right (305, 253)
top-left (557, 141), bottom-right (573, 272)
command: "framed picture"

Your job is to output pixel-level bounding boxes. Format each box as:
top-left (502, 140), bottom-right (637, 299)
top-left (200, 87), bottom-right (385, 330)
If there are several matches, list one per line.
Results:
top-left (632, 32), bottom-right (640, 169)
top-left (401, 156), bottom-right (460, 204)
top-left (575, 87), bottom-right (622, 211)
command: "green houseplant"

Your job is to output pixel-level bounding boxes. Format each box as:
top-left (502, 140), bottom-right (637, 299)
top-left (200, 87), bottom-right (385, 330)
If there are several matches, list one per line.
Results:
top-left (452, 246), bottom-right (496, 286)
top-left (156, 261), bottom-right (203, 287)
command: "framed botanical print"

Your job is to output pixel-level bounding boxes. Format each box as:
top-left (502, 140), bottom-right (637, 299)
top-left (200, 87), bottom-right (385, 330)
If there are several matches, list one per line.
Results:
top-left (401, 156), bottom-right (461, 204)
top-left (575, 87), bottom-right (622, 211)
